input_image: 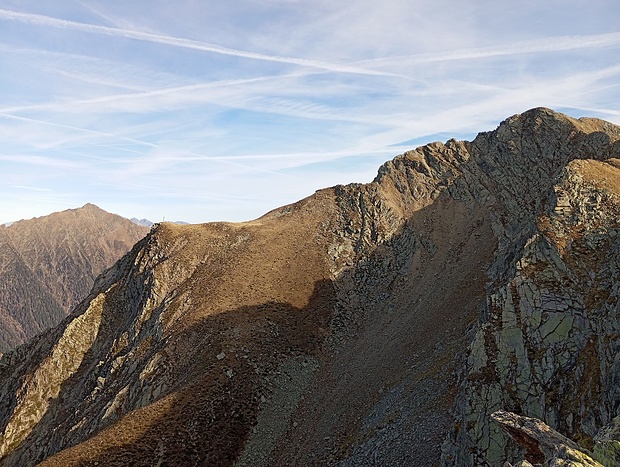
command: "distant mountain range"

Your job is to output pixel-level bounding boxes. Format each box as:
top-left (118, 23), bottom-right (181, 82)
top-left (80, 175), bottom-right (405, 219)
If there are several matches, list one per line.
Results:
top-left (130, 218), bottom-right (155, 227)
top-left (0, 203), bottom-right (149, 353)
top-left (130, 218), bottom-right (189, 227)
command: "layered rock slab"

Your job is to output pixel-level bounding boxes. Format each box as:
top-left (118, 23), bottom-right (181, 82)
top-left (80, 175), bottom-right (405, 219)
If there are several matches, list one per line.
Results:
top-left (491, 410), bottom-right (602, 466)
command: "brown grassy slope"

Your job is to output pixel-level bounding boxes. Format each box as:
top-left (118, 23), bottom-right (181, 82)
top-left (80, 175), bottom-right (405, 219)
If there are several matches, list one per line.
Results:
top-left (34, 190), bottom-right (340, 466)
top-left (0, 231), bottom-right (62, 350)
top-left (0, 204), bottom-right (148, 352)
top-left (573, 158), bottom-right (620, 194)
top-left (34, 139), bottom-right (498, 466)
top-left (36, 182), bottom-right (497, 466)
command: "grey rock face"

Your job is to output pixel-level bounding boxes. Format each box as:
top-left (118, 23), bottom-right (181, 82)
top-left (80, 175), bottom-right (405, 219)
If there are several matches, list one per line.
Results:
top-left (442, 112), bottom-right (620, 465)
top-left (333, 108), bottom-right (620, 465)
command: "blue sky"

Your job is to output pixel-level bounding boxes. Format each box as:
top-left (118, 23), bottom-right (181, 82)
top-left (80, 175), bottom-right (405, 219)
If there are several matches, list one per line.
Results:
top-left (1, 0), bottom-right (619, 224)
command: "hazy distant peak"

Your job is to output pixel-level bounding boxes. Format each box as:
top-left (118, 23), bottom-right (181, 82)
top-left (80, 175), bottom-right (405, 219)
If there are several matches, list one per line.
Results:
top-left (130, 218), bottom-right (155, 227)
top-left (64, 203), bottom-right (103, 214)
top-left (0, 204), bottom-right (150, 353)
top-left (130, 218), bottom-right (189, 226)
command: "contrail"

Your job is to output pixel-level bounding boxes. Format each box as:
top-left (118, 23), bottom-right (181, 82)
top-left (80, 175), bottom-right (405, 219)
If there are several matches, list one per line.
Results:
top-left (0, 112), bottom-right (288, 176)
top-left (358, 32), bottom-right (620, 67)
top-left (0, 8), bottom-right (405, 79)
top-left (0, 112), bottom-right (159, 148)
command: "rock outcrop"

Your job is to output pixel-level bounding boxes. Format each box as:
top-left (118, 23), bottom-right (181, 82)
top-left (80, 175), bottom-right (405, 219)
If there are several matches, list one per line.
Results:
top-left (0, 204), bottom-right (149, 353)
top-left (1, 108), bottom-right (620, 465)
top-left (441, 113), bottom-right (620, 465)
top-left (491, 410), bottom-right (602, 466)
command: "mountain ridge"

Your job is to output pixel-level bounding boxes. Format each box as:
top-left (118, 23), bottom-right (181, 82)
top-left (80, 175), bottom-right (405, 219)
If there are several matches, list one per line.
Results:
top-left (1, 108), bottom-right (620, 465)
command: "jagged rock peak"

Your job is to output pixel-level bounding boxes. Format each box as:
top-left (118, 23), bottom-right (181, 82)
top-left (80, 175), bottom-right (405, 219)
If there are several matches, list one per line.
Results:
top-left (375, 107), bottom-right (620, 185)
top-left (441, 111), bottom-right (620, 465)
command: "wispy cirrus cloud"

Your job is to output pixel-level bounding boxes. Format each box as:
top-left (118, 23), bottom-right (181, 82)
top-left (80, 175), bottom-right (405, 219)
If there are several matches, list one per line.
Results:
top-left (0, 1), bottom-right (619, 224)
top-left (0, 8), bottom-right (404, 79)
top-left (12, 185), bottom-right (53, 192)
top-left (0, 154), bottom-right (80, 169)
top-left (0, 111), bottom-right (159, 149)
top-left (358, 32), bottom-right (620, 68)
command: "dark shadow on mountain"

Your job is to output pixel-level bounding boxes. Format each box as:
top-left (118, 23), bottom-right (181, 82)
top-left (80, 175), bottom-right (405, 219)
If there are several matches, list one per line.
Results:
top-left (6, 275), bottom-right (335, 466)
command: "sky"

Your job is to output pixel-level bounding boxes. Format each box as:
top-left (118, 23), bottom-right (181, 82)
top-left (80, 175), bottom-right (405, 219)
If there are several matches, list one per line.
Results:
top-left (1, 1), bottom-right (619, 224)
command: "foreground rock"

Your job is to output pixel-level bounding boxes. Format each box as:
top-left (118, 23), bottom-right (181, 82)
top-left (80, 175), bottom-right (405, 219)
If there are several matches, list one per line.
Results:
top-left (0, 108), bottom-right (619, 465)
top-left (492, 410), bottom-right (602, 466)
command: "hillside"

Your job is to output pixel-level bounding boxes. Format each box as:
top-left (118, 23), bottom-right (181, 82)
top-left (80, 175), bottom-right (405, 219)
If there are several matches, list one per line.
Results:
top-left (0, 108), bottom-right (619, 465)
top-left (0, 204), bottom-right (149, 353)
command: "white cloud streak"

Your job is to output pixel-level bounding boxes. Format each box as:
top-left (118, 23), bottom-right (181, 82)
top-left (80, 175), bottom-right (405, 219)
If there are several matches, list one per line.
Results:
top-left (0, 8), bottom-right (405, 79)
top-left (0, 154), bottom-right (79, 169)
top-left (12, 185), bottom-right (53, 192)
top-left (1, 1), bottom-right (618, 224)
top-left (358, 32), bottom-right (620, 68)
top-left (0, 112), bottom-right (158, 148)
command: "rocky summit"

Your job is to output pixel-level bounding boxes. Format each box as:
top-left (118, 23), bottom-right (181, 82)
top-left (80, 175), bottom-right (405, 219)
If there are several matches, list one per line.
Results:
top-left (1, 108), bottom-right (620, 466)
